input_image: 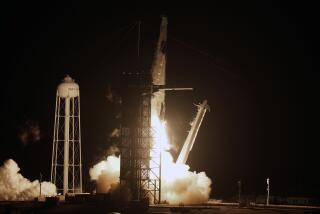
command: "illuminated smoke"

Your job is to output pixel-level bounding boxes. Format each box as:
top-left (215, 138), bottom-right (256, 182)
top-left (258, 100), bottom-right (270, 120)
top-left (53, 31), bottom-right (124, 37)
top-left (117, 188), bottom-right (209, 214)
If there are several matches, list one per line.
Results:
top-left (0, 159), bottom-right (56, 200)
top-left (90, 96), bottom-right (212, 204)
top-left (89, 118), bottom-right (211, 204)
top-left (150, 89), bottom-right (212, 204)
top-left (89, 155), bottom-right (120, 193)
top-left (151, 112), bottom-right (212, 204)
top-left (89, 128), bottom-right (120, 194)
top-left (160, 151), bottom-right (212, 204)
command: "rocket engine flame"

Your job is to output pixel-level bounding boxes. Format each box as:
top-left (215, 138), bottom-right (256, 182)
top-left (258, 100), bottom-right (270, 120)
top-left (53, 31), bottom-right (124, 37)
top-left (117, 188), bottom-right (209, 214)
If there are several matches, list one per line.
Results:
top-left (151, 112), bottom-right (212, 204)
top-left (150, 69), bottom-right (212, 204)
top-left (90, 106), bottom-right (212, 204)
top-left (90, 16), bottom-right (211, 203)
top-left (149, 15), bottom-right (212, 204)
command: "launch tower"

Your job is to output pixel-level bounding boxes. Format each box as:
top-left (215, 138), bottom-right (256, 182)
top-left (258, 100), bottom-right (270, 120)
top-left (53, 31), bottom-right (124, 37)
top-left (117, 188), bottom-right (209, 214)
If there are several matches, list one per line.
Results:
top-left (119, 16), bottom-right (168, 204)
top-left (119, 15), bottom-right (192, 204)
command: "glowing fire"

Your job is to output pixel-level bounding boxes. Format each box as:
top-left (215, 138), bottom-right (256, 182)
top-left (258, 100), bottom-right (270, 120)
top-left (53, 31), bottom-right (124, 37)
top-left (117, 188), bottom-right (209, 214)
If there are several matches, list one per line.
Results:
top-left (151, 113), bottom-right (189, 180)
top-left (150, 112), bottom-right (212, 204)
top-left (90, 101), bottom-right (212, 204)
top-left (151, 113), bottom-right (170, 151)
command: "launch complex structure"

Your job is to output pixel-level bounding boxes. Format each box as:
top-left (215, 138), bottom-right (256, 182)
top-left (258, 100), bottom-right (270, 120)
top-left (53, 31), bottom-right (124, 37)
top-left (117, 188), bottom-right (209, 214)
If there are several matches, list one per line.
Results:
top-left (49, 16), bottom-right (209, 205)
top-left (118, 15), bottom-right (168, 204)
top-left (118, 15), bottom-right (209, 204)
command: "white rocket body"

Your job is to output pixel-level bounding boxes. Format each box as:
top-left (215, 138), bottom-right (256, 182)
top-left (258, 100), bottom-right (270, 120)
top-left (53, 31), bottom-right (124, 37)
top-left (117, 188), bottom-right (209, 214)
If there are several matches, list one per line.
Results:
top-left (151, 16), bottom-right (167, 120)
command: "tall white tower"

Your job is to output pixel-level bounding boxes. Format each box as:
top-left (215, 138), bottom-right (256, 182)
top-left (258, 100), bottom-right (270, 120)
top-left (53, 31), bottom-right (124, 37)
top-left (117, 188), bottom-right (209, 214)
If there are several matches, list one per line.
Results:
top-left (51, 75), bottom-right (82, 195)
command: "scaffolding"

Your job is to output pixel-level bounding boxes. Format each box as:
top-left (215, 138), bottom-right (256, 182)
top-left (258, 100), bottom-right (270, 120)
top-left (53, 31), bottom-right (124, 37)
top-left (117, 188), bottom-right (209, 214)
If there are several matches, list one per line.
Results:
top-left (120, 84), bottom-right (161, 204)
top-left (119, 15), bottom-right (166, 204)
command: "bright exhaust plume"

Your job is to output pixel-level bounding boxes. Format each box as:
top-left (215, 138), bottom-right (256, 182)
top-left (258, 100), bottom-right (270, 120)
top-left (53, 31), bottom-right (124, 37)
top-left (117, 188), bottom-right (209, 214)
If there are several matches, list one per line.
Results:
top-left (152, 113), bottom-right (212, 204)
top-left (90, 112), bottom-right (212, 204)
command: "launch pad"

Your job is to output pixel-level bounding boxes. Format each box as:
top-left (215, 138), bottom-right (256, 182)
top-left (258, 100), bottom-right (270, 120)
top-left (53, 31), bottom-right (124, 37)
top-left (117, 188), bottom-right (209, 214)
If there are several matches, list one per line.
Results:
top-left (1, 197), bottom-right (320, 214)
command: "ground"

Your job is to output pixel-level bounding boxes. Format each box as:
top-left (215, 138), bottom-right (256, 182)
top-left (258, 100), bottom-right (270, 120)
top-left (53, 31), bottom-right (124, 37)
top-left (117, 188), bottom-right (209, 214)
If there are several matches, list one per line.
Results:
top-left (1, 201), bottom-right (320, 214)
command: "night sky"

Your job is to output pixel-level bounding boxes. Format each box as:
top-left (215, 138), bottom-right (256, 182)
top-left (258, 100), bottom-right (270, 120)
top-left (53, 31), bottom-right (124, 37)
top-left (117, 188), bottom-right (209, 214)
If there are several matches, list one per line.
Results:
top-left (2, 3), bottom-right (319, 199)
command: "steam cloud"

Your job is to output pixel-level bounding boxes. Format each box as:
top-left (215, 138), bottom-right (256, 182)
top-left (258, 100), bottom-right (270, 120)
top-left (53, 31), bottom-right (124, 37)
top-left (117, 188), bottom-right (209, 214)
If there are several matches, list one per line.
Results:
top-left (89, 155), bottom-right (120, 193)
top-left (89, 153), bottom-right (211, 204)
top-left (151, 91), bottom-right (212, 204)
top-left (18, 120), bottom-right (41, 145)
top-left (90, 93), bottom-right (211, 204)
top-left (89, 130), bottom-right (121, 194)
top-left (160, 152), bottom-right (212, 204)
top-left (89, 149), bottom-right (211, 204)
top-left (0, 159), bottom-right (56, 201)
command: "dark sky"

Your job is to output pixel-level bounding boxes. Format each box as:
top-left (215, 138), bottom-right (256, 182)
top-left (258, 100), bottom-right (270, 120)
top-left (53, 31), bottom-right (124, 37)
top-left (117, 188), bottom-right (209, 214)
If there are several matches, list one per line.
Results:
top-left (2, 3), bottom-right (319, 199)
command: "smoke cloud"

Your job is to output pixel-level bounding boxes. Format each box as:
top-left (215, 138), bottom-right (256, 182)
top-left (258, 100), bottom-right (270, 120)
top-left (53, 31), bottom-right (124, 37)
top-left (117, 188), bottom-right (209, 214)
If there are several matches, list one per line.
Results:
top-left (0, 159), bottom-right (56, 201)
top-left (105, 86), bottom-right (113, 102)
top-left (18, 120), bottom-right (41, 145)
top-left (88, 150), bottom-right (211, 204)
top-left (150, 92), bottom-right (212, 204)
top-left (89, 153), bottom-right (211, 204)
top-left (90, 96), bottom-right (212, 204)
top-left (105, 145), bottom-right (120, 156)
top-left (105, 85), bottom-right (122, 105)
top-left (160, 152), bottom-right (212, 204)
top-left (109, 128), bottom-right (120, 139)
top-left (89, 155), bottom-right (120, 193)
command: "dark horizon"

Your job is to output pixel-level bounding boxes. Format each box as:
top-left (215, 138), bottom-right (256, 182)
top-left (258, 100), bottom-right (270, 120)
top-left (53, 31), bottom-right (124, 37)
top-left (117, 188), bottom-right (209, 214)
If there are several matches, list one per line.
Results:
top-left (1, 3), bottom-right (319, 199)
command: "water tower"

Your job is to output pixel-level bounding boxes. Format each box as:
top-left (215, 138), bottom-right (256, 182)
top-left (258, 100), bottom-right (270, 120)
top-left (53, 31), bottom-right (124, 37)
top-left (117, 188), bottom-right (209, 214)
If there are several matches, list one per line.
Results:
top-left (51, 75), bottom-right (82, 194)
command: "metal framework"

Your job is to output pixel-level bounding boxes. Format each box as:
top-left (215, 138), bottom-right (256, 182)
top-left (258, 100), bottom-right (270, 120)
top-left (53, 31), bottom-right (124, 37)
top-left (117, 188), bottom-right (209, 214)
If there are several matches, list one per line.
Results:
top-left (119, 16), bottom-right (166, 204)
top-left (120, 86), bottom-right (161, 204)
top-left (51, 77), bottom-right (82, 194)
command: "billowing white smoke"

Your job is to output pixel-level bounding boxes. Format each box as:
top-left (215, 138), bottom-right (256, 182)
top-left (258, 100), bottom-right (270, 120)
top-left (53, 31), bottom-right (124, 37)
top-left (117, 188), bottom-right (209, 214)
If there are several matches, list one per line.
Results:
top-left (89, 142), bottom-right (211, 204)
top-left (89, 155), bottom-right (120, 193)
top-left (89, 92), bottom-right (212, 204)
top-left (89, 151), bottom-right (211, 204)
top-left (0, 159), bottom-right (56, 201)
top-left (160, 152), bottom-right (212, 204)
top-left (151, 91), bottom-right (212, 204)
